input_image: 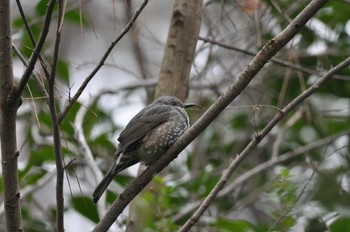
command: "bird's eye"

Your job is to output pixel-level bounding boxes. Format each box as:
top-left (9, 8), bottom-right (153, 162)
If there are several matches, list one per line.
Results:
top-left (171, 101), bottom-right (177, 106)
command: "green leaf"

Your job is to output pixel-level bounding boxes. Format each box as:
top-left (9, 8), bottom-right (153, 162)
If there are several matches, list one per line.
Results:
top-left (21, 170), bottom-right (46, 187)
top-left (56, 59), bottom-right (70, 82)
top-left (20, 24), bottom-right (41, 57)
top-left (230, 112), bottom-right (249, 129)
top-left (65, 10), bottom-right (89, 26)
top-left (12, 17), bottom-right (25, 29)
top-left (212, 218), bottom-right (256, 232)
top-left (71, 196), bottom-right (99, 223)
top-left (36, 0), bottom-right (58, 16)
top-left (279, 167), bottom-right (290, 178)
top-left (26, 146), bottom-right (55, 169)
top-left (330, 217), bottom-right (350, 232)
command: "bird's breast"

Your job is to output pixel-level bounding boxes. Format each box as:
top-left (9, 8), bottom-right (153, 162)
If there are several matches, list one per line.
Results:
top-left (137, 114), bottom-right (189, 165)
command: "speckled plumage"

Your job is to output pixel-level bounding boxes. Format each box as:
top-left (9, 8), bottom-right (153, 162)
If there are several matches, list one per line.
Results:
top-left (93, 96), bottom-right (194, 203)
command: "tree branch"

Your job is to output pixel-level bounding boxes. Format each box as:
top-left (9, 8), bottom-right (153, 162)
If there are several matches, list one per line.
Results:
top-left (12, 43), bottom-right (49, 100)
top-left (0, 0), bottom-right (23, 230)
top-left (171, 130), bottom-right (350, 222)
top-left (124, 0), bottom-right (152, 102)
top-left (179, 56), bottom-right (350, 231)
top-left (93, 0), bottom-right (330, 231)
top-left (218, 130), bottom-right (350, 198)
top-left (15, 0), bottom-right (56, 96)
top-left (58, 0), bottom-right (149, 124)
top-left (15, 0), bottom-right (51, 79)
top-left (198, 36), bottom-right (348, 80)
top-left (47, 1), bottom-right (65, 231)
top-left (15, 0), bottom-right (36, 46)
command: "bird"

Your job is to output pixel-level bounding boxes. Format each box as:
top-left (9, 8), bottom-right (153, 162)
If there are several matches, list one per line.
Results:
top-left (92, 96), bottom-right (196, 203)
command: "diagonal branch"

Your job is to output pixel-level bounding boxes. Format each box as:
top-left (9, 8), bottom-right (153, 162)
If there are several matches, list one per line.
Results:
top-left (179, 56), bottom-right (350, 231)
top-left (16, 0), bottom-right (56, 96)
top-left (58, 0), bottom-right (149, 124)
top-left (12, 44), bottom-right (49, 99)
top-left (15, 0), bottom-right (36, 46)
top-left (15, 0), bottom-right (51, 79)
top-left (92, 0), bottom-right (330, 231)
top-left (218, 130), bottom-right (350, 198)
top-left (172, 130), bottom-right (350, 222)
top-left (198, 36), bottom-right (348, 80)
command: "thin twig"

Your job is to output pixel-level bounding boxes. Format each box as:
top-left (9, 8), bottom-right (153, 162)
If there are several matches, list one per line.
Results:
top-left (16, 0), bottom-right (56, 96)
top-left (271, 109), bottom-right (303, 159)
top-left (15, 0), bottom-right (53, 78)
top-left (198, 36), bottom-right (349, 80)
top-left (125, 0), bottom-right (152, 102)
top-left (267, 142), bottom-right (336, 232)
top-left (172, 130), bottom-right (349, 222)
top-left (268, 159), bottom-right (318, 231)
top-left (218, 130), bottom-right (350, 197)
top-left (15, 0), bottom-right (36, 46)
top-left (12, 43), bottom-right (49, 99)
top-left (58, 0), bottom-right (150, 124)
top-left (15, 0), bottom-right (51, 79)
top-left (47, 0), bottom-right (65, 231)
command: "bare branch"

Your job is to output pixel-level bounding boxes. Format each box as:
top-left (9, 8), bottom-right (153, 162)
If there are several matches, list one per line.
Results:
top-left (198, 36), bottom-right (349, 80)
top-left (15, 0), bottom-right (52, 79)
top-left (179, 55), bottom-right (350, 231)
top-left (271, 109), bottom-right (303, 159)
top-left (58, 0), bottom-right (150, 124)
top-left (12, 43), bottom-right (49, 99)
top-left (218, 130), bottom-right (350, 198)
top-left (15, 0), bottom-right (36, 46)
top-left (125, 0), bottom-right (152, 102)
top-left (46, 1), bottom-right (65, 231)
top-left (172, 130), bottom-right (350, 222)
top-left (16, 0), bottom-right (56, 96)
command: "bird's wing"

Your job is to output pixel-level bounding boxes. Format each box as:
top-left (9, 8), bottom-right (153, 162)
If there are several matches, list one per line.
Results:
top-left (117, 105), bottom-right (171, 151)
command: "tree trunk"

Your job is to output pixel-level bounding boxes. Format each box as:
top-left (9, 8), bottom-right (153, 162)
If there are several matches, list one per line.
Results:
top-left (155, 0), bottom-right (202, 100)
top-left (126, 1), bottom-right (202, 231)
top-left (0, 0), bottom-right (23, 231)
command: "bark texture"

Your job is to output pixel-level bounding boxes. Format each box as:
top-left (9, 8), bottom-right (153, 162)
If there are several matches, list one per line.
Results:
top-left (0, 0), bottom-right (23, 231)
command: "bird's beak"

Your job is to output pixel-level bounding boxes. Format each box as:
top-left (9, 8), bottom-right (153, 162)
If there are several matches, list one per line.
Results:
top-left (183, 103), bottom-right (198, 109)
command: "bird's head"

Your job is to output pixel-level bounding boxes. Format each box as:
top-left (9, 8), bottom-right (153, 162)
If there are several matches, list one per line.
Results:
top-left (154, 96), bottom-right (197, 109)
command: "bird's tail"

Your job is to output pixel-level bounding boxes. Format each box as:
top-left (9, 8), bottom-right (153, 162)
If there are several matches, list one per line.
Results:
top-left (92, 162), bottom-right (118, 204)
